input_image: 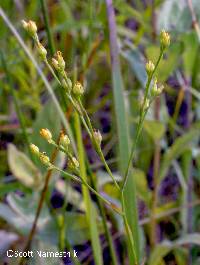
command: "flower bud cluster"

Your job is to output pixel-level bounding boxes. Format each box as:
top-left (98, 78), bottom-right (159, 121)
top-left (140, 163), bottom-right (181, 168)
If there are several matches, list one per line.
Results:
top-left (93, 130), bottom-right (102, 146)
top-left (151, 78), bottom-right (164, 97)
top-left (30, 144), bottom-right (51, 167)
top-left (52, 51), bottom-right (65, 73)
top-left (160, 30), bottom-right (170, 50)
top-left (22, 20), bottom-right (47, 61)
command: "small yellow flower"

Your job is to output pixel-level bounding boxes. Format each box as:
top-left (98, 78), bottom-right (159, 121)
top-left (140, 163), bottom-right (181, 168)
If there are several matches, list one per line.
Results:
top-left (30, 144), bottom-right (39, 156)
top-left (146, 61), bottom-right (155, 75)
top-left (39, 152), bottom-right (51, 167)
top-left (52, 51), bottom-right (65, 73)
top-left (68, 157), bottom-right (79, 170)
top-left (60, 133), bottom-right (70, 149)
top-left (61, 78), bottom-right (72, 93)
top-left (151, 78), bottom-right (164, 97)
top-left (73, 81), bottom-right (84, 96)
top-left (40, 128), bottom-right (52, 143)
top-left (160, 30), bottom-right (170, 49)
top-left (22, 20), bottom-right (37, 38)
top-left (93, 130), bottom-right (102, 146)
top-left (37, 42), bottom-right (47, 60)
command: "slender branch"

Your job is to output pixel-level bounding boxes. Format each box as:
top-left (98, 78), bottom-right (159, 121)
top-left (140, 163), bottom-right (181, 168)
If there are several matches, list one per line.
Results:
top-left (54, 166), bottom-right (123, 215)
top-left (40, 0), bottom-right (55, 55)
top-left (121, 50), bottom-right (164, 190)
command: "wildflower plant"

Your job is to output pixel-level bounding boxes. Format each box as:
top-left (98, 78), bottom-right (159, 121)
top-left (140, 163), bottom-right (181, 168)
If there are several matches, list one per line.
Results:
top-left (22, 20), bottom-right (170, 265)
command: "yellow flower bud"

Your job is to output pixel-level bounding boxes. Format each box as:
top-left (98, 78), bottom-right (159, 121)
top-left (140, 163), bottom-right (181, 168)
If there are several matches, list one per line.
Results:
top-left (73, 81), bottom-right (84, 96)
top-left (151, 78), bottom-right (164, 97)
top-left (22, 20), bottom-right (37, 39)
top-left (55, 51), bottom-right (65, 71)
top-left (60, 133), bottom-right (70, 149)
top-left (146, 61), bottom-right (155, 75)
top-left (37, 42), bottom-right (47, 60)
top-left (39, 152), bottom-right (51, 167)
top-left (160, 30), bottom-right (170, 49)
top-left (30, 144), bottom-right (40, 156)
top-left (61, 78), bottom-right (72, 93)
top-left (52, 58), bottom-right (59, 71)
top-left (93, 130), bottom-right (102, 146)
top-left (68, 157), bottom-right (79, 170)
top-left (40, 128), bottom-right (52, 143)
top-left (52, 51), bottom-right (65, 73)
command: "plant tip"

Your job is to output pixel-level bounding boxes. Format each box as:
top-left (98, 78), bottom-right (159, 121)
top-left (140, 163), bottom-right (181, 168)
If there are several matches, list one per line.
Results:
top-left (73, 81), bottom-right (84, 96)
top-left (160, 30), bottom-right (170, 49)
top-left (22, 20), bottom-right (37, 39)
top-left (146, 61), bottom-right (155, 75)
top-left (93, 130), bottom-right (102, 146)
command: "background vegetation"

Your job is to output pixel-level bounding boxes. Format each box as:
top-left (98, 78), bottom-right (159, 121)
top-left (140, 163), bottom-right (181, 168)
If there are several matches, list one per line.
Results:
top-left (0, 0), bottom-right (200, 264)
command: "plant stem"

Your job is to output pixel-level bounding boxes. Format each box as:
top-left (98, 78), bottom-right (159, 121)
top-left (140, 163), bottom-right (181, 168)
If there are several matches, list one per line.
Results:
top-left (121, 50), bottom-right (164, 190)
top-left (40, 0), bottom-right (55, 55)
top-left (150, 98), bottom-right (161, 247)
top-left (78, 99), bottom-right (120, 190)
top-left (53, 167), bottom-right (123, 216)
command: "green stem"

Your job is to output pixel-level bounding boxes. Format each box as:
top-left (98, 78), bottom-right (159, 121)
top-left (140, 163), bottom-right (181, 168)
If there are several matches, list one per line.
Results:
top-left (121, 49), bottom-right (164, 190)
top-left (40, 0), bottom-right (55, 55)
top-left (53, 166), bottom-right (123, 216)
top-left (78, 99), bottom-right (120, 190)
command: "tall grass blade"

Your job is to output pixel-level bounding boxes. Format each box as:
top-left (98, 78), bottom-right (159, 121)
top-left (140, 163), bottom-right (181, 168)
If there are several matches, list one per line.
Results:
top-left (74, 113), bottom-right (103, 265)
top-left (105, 0), bottom-right (140, 263)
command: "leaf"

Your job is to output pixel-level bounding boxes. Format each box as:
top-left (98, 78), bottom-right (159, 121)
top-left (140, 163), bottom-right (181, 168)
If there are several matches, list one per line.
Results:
top-left (182, 32), bottom-right (199, 76)
top-left (149, 233), bottom-right (200, 265)
top-left (122, 49), bottom-right (147, 87)
top-left (7, 144), bottom-right (42, 189)
top-left (157, 0), bottom-right (192, 33)
top-left (143, 120), bottom-right (165, 141)
top-left (133, 168), bottom-right (152, 206)
top-left (0, 194), bottom-right (103, 246)
top-left (175, 233), bottom-right (200, 246)
top-left (75, 113), bottom-right (103, 265)
top-left (106, 1), bottom-right (140, 262)
top-left (159, 127), bottom-right (200, 182)
top-left (149, 243), bottom-right (172, 265)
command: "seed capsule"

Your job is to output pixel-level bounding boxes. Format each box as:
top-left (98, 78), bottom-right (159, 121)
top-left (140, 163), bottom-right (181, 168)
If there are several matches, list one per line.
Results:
top-left (30, 144), bottom-right (40, 156)
top-left (39, 152), bottom-right (51, 167)
top-left (60, 133), bottom-right (70, 149)
top-left (40, 128), bottom-right (52, 143)
top-left (22, 20), bottom-right (37, 39)
top-left (37, 42), bottom-right (47, 60)
top-left (93, 130), bottom-right (102, 146)
top-left (160, 30), bottom-right (170, 49)
top-left (68, 157), bottom-right (79, 170)
top-left (73, 81), bottom-right (84, 96)
top-left (146, 61), bottom-right (155, 76)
